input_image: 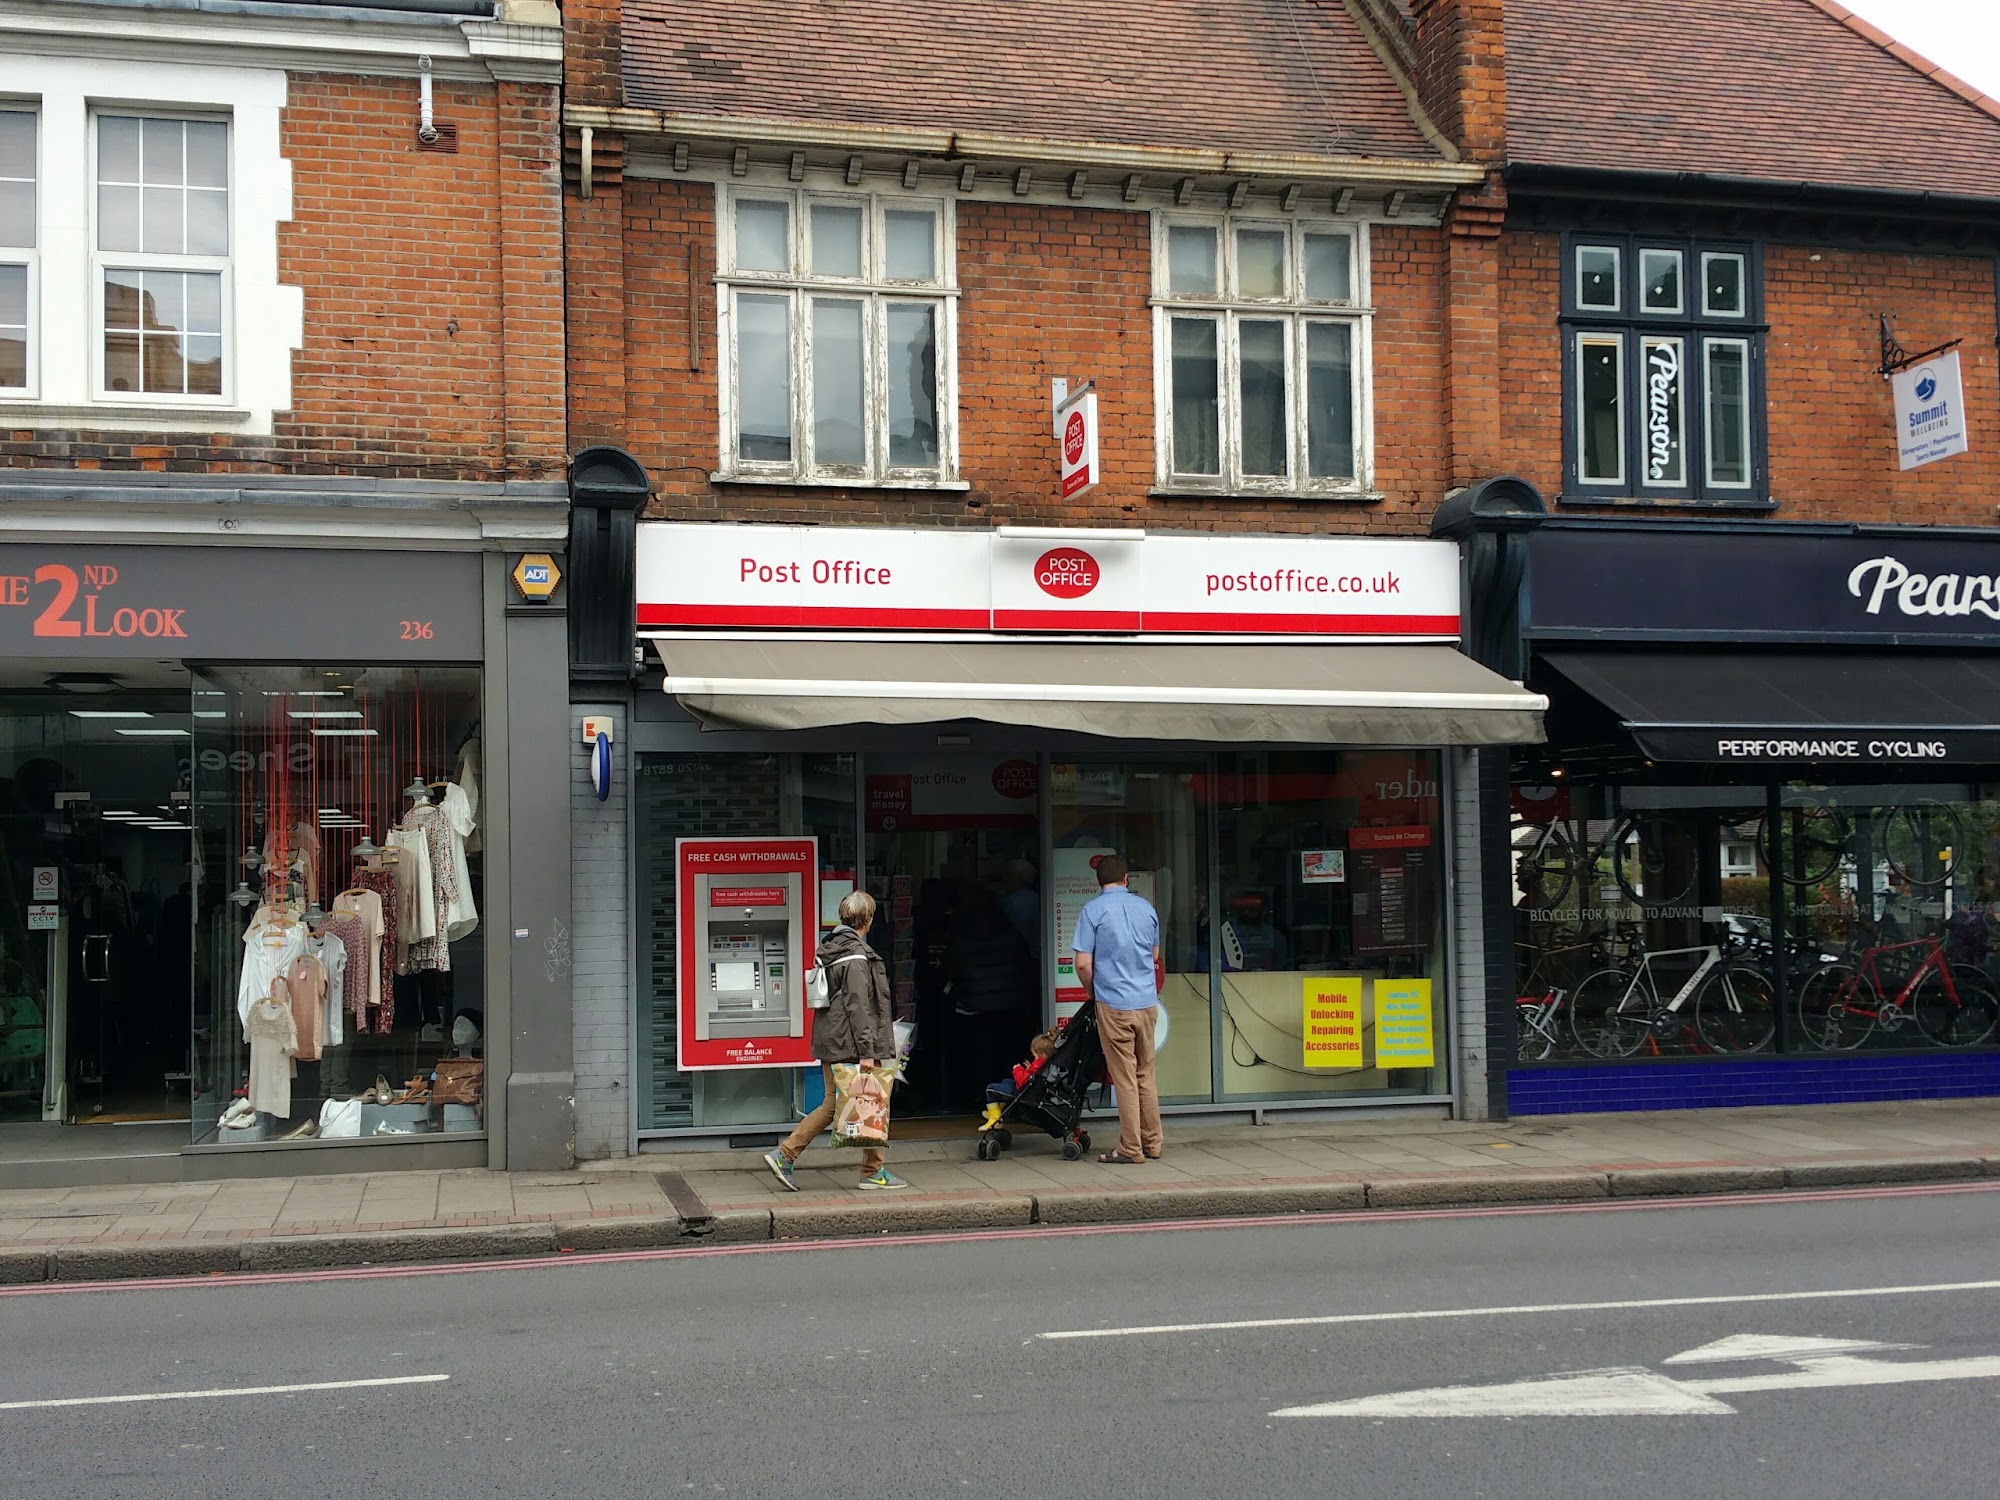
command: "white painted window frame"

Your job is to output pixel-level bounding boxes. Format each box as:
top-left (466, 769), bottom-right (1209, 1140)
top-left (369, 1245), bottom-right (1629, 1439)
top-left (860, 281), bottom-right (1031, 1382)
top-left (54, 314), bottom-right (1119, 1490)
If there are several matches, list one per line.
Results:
top-left (0, 54), bottom-right (301, 434)
top-left (1699, 250), bottom-right (1748, 319)
top-left (0, 104), bottom-right (35, 396)
top-left (1574, 331), bottom-right (1627, 487)
top-left (89, 109), bottom-right (234, 406)
top-left (1150, 212), bottom-right (1373, 496)
top-left (1702, 336), bottom-right (1755, 491)
top-left (714, 184), bottom-right (960, 486)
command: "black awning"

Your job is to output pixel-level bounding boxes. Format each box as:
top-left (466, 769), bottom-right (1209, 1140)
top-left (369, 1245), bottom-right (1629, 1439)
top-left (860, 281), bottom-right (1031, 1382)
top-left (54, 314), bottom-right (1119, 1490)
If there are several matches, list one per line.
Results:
top-left (1540, 651), bottom-right (2000, 765)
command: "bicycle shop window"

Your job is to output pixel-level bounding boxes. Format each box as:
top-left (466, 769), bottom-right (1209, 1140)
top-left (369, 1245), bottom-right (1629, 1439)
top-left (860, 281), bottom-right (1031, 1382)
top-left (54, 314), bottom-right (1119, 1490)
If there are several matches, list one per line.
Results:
top-left (1561, 234), bottom-right (1765, 506)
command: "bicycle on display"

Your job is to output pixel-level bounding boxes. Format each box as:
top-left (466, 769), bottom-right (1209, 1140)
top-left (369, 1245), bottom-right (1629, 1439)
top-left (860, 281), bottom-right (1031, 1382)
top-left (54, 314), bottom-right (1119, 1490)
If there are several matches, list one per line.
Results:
top-left (1756, 798), bottom-right (1965, 889)
top-left (1794, 926), bottom-right (2000, 1050)
top-left (1514, 814), bottom-right (1703, 912)
top-left (1568, 935), bottom-right (1777, 1058)
top-left (1515, 925), bottom-right (1633, 1061)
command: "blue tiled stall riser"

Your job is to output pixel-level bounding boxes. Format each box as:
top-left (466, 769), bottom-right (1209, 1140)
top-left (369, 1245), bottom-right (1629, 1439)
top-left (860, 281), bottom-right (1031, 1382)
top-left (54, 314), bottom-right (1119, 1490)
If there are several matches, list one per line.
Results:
top-left (1509, 1052), bottom-right (2000, 1115)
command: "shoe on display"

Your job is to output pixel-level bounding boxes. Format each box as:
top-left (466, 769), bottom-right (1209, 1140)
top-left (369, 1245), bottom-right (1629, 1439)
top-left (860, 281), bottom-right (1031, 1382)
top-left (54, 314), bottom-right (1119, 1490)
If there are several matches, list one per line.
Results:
top-left (857, 1169), bottom-right (908, 1191)
top-left (279, 1119), bottom-right (318, 1140)
top-left (763, 1151), bottom-right (799, 1192)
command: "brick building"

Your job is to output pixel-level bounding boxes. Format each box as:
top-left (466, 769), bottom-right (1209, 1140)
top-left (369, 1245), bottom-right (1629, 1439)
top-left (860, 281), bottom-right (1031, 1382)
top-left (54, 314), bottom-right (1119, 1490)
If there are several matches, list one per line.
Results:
top-left (1466, 0), bottom-right (2000, 1116)
top-left (0, 0), bottom-right (574, 1185)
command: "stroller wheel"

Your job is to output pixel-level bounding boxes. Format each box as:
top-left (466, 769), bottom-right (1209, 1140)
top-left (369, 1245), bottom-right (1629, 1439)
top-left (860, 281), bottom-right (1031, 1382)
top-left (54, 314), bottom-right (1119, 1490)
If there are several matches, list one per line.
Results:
top-left (975, 1136), bottom-right (997, 1162)
top-left (1077, 1130), bottom-right (1091, 1153)
top-left (995, 1128), bottom-right (1012, 1151)
top-left (1061, 1140), bottom-right (1082, 1161)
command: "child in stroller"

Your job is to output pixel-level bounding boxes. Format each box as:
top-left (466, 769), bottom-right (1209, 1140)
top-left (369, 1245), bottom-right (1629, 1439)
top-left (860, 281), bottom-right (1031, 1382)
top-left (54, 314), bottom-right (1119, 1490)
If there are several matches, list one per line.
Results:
top-left (974, 1005), bottom-right (1107, 1161)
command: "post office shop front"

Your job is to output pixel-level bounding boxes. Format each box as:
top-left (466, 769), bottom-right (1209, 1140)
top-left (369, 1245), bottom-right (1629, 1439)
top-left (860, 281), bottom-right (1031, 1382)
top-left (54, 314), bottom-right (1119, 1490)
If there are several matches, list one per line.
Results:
top-left (618, 521), bottom-right (1544, 1146)
top-left (1474, 515), bottom-right (2000, 1114)
top-left (0, 540), bottom-right (570, 1183)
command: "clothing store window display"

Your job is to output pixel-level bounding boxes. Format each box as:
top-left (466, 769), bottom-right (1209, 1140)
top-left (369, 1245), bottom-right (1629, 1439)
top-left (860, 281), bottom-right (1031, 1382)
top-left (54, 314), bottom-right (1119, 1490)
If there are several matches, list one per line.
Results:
top-left (765, 890), bottom-right (908, 1192)
top-left (1072, 854), bottom-right (1164, 1165)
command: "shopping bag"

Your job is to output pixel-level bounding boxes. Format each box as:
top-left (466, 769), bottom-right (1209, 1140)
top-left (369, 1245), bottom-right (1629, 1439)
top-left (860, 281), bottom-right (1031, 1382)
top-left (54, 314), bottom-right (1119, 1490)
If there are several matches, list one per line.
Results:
top-left (829, 1062), bottom-right (890, 1147)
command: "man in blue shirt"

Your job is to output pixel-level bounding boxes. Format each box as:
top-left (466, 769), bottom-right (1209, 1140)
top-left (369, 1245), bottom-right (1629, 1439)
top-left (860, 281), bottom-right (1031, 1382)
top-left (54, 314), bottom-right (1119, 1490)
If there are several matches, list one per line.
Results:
top-left (1072, 853), bottom-right (1163, 1164)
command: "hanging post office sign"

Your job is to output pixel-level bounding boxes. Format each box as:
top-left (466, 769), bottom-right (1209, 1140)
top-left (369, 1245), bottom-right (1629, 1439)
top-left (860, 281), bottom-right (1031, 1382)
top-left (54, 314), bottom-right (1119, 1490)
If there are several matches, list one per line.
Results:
top-left (1892, 351), bottom-right (1970, 471)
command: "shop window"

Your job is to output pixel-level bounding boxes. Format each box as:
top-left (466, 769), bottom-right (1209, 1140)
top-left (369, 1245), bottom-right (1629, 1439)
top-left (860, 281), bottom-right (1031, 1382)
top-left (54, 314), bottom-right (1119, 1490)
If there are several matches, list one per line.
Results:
top-left (1511, 777), bottom-right (2000, 1064)
top-left (185, 666), bottom-right (486, 1144)
top-left (716, 186), bottom-right (957, 485)
top-left (1152, 215), bottom-right (1368, 495)
top-left (1561, 233), bottom-right (1763, 505)
top-left (1209, 751), bottom-right (1446, 1099)
top-left (1050, 758), bottom-right (1213, 1103)
top-left (0, 109), bottom-right (34, 392)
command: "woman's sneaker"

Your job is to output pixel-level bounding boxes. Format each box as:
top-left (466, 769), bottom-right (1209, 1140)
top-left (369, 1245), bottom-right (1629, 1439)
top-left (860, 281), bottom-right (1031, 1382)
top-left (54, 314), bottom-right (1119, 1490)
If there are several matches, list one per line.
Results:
top-left (763, 1151), bottom-right (799, 1191)
top-left (857, 1168), bottom-right (908, 1191)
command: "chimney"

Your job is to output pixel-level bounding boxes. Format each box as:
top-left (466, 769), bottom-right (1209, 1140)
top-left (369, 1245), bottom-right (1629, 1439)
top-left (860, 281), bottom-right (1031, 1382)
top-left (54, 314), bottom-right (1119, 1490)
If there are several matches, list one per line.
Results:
top-left (1408, 0), bottom-right (1506, 164)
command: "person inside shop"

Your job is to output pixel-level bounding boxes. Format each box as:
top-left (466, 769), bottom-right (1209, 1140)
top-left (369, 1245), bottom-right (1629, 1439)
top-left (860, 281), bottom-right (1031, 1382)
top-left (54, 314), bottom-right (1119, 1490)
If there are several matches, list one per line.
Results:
top-left (943, 878), bottom-right (1038, 1109)
top-left (764, 889), bottom-right (907, 1193)
top-left (1220, 890), bottom-right (1290, 971)
top-left (1072, 853), bottom-right (1163, 1165)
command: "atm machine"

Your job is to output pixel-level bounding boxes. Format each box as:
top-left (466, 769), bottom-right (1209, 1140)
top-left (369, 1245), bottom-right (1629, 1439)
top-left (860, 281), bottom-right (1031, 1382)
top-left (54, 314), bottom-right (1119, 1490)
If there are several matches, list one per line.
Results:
top-left (693, 873), bottom-right (807, 1042)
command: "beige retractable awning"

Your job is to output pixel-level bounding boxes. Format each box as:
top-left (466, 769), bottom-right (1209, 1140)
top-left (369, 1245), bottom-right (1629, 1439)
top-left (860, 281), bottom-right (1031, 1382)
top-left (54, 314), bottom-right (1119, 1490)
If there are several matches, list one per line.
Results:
top-left (651, 638), bottom-right (1545, 745)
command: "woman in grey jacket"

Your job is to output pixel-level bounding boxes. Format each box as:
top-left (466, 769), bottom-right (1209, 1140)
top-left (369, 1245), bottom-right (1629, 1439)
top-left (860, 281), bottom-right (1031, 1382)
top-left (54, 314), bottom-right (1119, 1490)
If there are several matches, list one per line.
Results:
top-left (765, 890), bottom-right (906, 1191)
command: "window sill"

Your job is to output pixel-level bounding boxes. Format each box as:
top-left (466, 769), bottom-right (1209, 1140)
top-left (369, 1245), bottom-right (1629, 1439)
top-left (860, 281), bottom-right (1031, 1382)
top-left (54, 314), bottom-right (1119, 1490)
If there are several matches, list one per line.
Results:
top-left (1555, 491), bottom-right (1777, 513)
top-left (711, 472), bottom-right (971, 492)
top-left (1151, 486), bottom-right (1385, 503)
top-left (0, 400), bottom-right (255, 430)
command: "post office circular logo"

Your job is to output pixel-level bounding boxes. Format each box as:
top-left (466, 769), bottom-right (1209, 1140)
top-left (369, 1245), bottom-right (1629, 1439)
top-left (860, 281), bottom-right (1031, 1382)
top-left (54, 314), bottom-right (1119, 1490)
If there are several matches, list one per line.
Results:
top-left (992, 758), bottom-right (1036, 799)
top-left (1063, 409), bottom-right (1087, 466)
top-left (1035, 547), bottom-right (1099, 599)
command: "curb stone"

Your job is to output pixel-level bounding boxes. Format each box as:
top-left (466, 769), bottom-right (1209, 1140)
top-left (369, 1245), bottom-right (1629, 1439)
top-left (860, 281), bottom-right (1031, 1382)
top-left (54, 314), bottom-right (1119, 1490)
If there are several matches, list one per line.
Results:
top-left (237, 1223), bottom-right (557, 1271)
top-left (1033, 1181), bottom-right (1367, 1224)
top-left (1607, 1165), bottom-right (1787, 1197)
top-left (697, 1206), bottom-right (773, 1243)
top-left (0, 1247), bottom-right (49, 1284)
top-left (551, 1214), bottom-right (683, 1253)
top-left (50, 1243), bottom-right (241, 1282)
top-left (1365, 1171), bottom-right (1610, 1208)
top-left (772, 1193), bottom-right (1035, 1239)
top-left (1784, 1155), bottom-right (1985, 1188)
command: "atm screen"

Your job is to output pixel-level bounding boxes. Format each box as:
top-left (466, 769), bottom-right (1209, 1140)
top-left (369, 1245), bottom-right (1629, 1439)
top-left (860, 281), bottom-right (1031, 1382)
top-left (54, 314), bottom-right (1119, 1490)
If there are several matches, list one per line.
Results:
top-left (712, 960), bottom-right (758, 992)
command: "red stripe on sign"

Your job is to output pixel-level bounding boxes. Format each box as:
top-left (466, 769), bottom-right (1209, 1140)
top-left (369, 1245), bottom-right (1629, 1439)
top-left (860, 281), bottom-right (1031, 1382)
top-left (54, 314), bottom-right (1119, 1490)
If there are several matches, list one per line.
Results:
top-left (992, 609), bottom-right (1145, 632)
top-left (1140, 611), bottom-right (1461, 635)
top-left (639, 603), bottom-right (992, 630)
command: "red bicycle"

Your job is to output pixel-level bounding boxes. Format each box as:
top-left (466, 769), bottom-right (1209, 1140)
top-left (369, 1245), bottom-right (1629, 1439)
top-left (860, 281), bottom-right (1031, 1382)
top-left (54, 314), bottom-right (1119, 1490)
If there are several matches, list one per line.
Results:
top-left (1794, 929), bottom-right (2000, 1050)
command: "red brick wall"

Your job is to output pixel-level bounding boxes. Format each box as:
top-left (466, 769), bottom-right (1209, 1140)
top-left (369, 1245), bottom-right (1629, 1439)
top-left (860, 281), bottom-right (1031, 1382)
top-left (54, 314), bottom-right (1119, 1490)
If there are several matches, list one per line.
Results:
top-left (1494, 230), bottom-right (2000, 523)
top-left (0, 72), bottom-right (565, 481)
top-left (584, 180), bottom-right (1455, 536)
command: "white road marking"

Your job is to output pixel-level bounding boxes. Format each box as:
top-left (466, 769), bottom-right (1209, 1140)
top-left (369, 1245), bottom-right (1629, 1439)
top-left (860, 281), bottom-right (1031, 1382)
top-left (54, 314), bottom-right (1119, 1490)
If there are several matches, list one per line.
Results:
top-left (1662, 1334), bottom-right (1917, 1365)
top-left (1273, 1332), bottom-right (2000, 1418)
top-left (1039, 1277), bottom-right (2000, 1341)
top-left (0, 1373), bottom-right (449, 1413)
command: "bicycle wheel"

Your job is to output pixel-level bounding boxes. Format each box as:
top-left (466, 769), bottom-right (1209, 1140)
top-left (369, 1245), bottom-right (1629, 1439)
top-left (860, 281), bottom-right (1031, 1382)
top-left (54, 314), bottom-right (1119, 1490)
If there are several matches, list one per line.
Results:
top-left (1693, 963), bottom-right (1776, 1054)
top-left (1614, 815), bottom-right (1698, 908)
top-left (1880, 801), bottom-right (1963, 888)
top-left (1568, 967), bottom-right (1649, 1058)
top-left (1793, 962), bottom-right (1874, 1051)
top-left (1756, 803), bottom-right (1851, 888)
top-left (1516, 821), bottom-right (1582, 913)
top-left (1911, 965), bottom-right (2000, 1047)
top-left (1514, 999), bottom-right (1559, 1061)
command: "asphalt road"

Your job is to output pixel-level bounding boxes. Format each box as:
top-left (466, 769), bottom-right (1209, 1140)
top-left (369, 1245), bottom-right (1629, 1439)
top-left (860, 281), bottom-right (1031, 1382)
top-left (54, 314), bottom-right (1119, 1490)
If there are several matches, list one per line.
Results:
top-left (9, 1184), bottom-right (2000, 1498)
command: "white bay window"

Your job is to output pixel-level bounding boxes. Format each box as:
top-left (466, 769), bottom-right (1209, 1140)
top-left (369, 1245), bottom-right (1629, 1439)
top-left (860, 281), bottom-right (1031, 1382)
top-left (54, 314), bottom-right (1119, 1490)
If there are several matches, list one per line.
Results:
top-left (718, 187), bottom-right (957, 484)
top-left (1154, 215), bottom-right (1368, 495)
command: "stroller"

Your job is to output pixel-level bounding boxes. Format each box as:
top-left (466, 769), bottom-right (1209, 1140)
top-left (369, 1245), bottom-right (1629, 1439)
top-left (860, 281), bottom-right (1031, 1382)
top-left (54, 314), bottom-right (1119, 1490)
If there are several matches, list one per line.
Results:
top-left (974, 1004), bottom-right (1107, 1161)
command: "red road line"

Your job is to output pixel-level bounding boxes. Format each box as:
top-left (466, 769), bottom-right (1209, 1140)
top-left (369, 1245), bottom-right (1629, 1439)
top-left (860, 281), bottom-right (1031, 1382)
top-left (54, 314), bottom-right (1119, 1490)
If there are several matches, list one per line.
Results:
top-left (4, 1179), bottom-right (1997, 1298)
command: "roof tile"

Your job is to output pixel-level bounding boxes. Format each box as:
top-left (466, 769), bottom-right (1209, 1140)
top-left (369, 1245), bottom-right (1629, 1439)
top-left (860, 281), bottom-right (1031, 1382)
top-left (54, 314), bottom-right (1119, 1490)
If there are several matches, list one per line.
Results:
top-left (621, 0), bottom-right (1447, 163)
top-left (1506, 0), bottom-right (2000, 199)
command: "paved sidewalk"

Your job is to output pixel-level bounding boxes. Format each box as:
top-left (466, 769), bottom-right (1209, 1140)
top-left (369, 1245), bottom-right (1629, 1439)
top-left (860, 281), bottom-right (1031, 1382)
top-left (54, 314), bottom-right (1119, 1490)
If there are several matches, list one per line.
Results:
top-left (5, 1098), bottom-right (2000, 1284)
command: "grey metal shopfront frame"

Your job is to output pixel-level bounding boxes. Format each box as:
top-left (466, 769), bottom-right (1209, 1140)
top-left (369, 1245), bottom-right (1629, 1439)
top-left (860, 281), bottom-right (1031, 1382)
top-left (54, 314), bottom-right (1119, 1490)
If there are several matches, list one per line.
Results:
top-left (623, 704), bottom-right (1461, 1146)
top-left (0, 541), bottom-right (574, 1179)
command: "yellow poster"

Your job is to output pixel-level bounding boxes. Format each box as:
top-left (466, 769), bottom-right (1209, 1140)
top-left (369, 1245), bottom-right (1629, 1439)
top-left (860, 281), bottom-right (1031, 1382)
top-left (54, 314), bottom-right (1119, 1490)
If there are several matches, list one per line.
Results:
top-left (1303, 977), bottom-right (1364, 1069)
top-left (1375, 978), bottom-right (1435, 1068)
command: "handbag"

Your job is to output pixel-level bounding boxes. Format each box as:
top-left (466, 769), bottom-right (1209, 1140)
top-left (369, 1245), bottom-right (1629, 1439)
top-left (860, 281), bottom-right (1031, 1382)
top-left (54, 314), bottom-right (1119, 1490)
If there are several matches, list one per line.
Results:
top-left (432, 1055), bottom-right (484, 1106)
top-left (828, 1061), bottom-right (890, 1147)
top-left (807, 951), bottom-right (869, 1010)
